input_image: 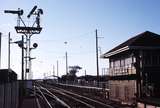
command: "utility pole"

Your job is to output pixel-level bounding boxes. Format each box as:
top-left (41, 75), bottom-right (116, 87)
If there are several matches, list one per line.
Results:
top-left (53, 65), bottom-right (55, 76)
top-left (84, 70), bottom-right (87, 81)
top-left (8, 32), bottom-right (11, 69)
top-left (64, 41), bottom-right (68, 75)
top-left (21, 35), bottom-right (24, 80)
top-left (65, 52), bottom-right (68, 75)
top-left (96, 29), bottom-right (99, 87)
top-left (57, 60), bottom-right (59, 77)
top-left (8, 32), bottom-right (25, 80)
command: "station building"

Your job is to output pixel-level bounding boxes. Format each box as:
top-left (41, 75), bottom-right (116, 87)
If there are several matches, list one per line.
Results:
top-left (101, 31), bottom-right (160, 107)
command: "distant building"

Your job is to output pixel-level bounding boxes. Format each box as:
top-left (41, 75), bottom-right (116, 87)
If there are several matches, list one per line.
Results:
top-left (101, 31), bottom-right (160, 107)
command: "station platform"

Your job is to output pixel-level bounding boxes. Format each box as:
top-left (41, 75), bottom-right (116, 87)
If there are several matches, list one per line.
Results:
top-left (20, 96), bottom-right (38, 108)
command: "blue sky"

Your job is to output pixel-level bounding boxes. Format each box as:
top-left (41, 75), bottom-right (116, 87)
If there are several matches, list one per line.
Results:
top-left (1, 0), bottom-right (160, 79)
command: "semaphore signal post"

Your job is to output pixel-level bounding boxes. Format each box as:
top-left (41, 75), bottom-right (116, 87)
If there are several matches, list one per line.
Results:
top-left (4, 6), bottom-right (43, 80)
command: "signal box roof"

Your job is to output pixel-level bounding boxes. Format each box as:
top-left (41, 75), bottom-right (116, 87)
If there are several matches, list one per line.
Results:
top-left (101, 31), bottom-right (160, 58)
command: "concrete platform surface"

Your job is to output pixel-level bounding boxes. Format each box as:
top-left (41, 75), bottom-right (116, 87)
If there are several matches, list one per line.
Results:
top-left (21, 96), bottom-right (38, 108)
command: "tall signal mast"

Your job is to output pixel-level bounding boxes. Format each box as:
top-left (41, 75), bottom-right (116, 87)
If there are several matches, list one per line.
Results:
top-left (4, 6), bottom-right (43, 79)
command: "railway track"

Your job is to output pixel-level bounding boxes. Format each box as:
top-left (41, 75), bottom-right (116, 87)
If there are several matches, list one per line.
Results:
top-left (50, 83), bottom-right (128, 108)
top-left (50, 87), bottom-right (113, 108)
top-left (35, 82), bottom-right (114, 108)
top-left (34, 83), bottom-right (70, 108)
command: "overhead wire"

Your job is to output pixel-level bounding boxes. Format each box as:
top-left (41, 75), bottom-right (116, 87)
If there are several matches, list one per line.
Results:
top-left (32, 30), bottom-right (97, 55)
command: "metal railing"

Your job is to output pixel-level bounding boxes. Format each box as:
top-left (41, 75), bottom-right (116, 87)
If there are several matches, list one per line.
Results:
top-left (109, 65), bottom-right (136, 76)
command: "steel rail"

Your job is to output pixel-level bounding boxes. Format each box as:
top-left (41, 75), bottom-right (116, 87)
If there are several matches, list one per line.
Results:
top-left (36, 98), bottom-right (42, 108)
top-left (35, 82), bottom-right (71, 108)
top-left (50, 86), bottom-right (114, 108)
top-left (36, 86), bottom-right (53, 108)
top-left (35, 81), bottom-right (113, 108)
top-left (50, 87), bottom-right (95, 108)
top-left (26, 88), bottom-right (43, 108)
top-left (40, 86), bottom-right (71, 108)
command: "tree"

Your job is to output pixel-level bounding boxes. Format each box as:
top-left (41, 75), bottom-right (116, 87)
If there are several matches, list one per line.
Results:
top-left (60, 65), bottom-right (82, 83)
top-left (69, 65), bottom-right (82, 76)
top-left (67, 65), bottom-right (82, 82)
